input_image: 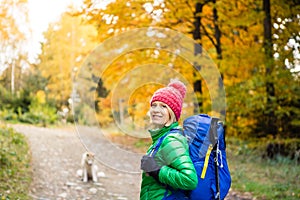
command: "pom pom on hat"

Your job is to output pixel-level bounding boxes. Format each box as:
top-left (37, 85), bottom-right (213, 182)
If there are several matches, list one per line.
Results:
top-left (167, 80), bottom-right (186, 99)
top-left (150, 79), bottom-right (187, 120)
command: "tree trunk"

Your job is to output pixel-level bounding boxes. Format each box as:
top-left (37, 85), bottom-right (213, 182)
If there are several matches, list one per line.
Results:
top-left (11, 61), bottom-right (15, 94)
top-left (212, 0), bottom-right (225, 119)
top-left (212, 0), bottom-right (222, 60)
top-left (193, 2), bottom-right (204, 114)
top-left (263, 0), bottom-right (277, 135)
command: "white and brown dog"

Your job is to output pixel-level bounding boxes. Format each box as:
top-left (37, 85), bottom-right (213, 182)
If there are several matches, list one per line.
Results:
top-left (81, 152), bottom-right (98, 182)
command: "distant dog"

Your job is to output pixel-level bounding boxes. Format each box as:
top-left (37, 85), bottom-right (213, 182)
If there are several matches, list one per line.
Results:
top-left (81, 152), bottom-right (98, 182)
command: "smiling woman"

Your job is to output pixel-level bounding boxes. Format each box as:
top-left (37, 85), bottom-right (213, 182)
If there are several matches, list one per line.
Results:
top-left (140, 79), bottom-right (198, 200)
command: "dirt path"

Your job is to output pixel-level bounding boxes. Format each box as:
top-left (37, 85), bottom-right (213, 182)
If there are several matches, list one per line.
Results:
top-left (12, 124), bottom-right (141, 200)
top-left (11, 124), bottom-right (253, 200)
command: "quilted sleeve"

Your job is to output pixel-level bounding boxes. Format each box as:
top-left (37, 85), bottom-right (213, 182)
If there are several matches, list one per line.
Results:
top-left (157, 133), bottom-right (198, 190)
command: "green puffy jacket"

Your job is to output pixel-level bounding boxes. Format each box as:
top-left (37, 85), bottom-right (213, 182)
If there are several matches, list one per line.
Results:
top-left (140, 122), bottom-right (198, 200)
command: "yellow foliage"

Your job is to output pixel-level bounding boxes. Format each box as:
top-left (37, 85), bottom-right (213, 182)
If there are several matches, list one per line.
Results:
top-left (36, 90), bottom-right (46, 104)
top-left (128, 83), bottom-right (162, 128)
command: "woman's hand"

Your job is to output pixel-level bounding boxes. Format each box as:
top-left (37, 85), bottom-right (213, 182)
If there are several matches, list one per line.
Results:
top-left (140, 155), bottom-right (161, 181)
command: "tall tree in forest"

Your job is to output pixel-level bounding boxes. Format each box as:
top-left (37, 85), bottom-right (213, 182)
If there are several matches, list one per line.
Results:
top-left (264, 0), bottom-right (300, 137)
top-left (193, 2), bottom-right (204, 114)
top-left (209, 0), bottom-right (224, 117)
top-left (37, 12), bottom-right (97, 109)
top-left (263, 0), bottom-right (276, 135)
top-left (0, 0), bottom-right (30, 94)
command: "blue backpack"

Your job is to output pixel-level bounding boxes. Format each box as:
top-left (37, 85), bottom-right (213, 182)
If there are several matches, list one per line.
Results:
top-left (153, 114), bottom-right (231, 200)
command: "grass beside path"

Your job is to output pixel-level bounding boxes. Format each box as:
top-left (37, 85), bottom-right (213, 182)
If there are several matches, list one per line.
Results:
top-left (226, 137), bottom-right (300, 200)
top-left (0, 124), bottom-right (32, 200)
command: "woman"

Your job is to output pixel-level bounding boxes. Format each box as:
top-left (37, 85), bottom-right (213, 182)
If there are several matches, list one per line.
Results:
top-left (140, 79), bottom-right (198, 200)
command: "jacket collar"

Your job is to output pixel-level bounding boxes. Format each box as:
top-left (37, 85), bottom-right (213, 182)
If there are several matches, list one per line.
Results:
top-left (149, 122), bottom-right (179, 144)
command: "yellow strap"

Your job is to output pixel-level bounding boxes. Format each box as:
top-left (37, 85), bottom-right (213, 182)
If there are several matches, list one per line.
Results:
top-left (201, 144), bottom-right (213, 179)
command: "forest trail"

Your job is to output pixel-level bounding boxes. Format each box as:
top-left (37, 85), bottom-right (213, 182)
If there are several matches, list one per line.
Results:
top-left (11, 124), bottom-right (252, 200)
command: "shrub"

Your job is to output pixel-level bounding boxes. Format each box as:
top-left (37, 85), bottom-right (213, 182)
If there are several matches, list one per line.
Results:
top-left (263, 139), bottom-right (300, 161)
top-left (0, 125), bottom-right (31, 199)
top-left (19, 96), bottom-right (58, 126)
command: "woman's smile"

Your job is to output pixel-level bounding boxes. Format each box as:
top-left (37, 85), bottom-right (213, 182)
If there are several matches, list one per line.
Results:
top-left (152, 114), bottom-right (162, 118)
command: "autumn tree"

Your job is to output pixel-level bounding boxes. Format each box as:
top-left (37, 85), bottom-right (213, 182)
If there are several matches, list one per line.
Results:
top-left (260, 0), bottom-right (300, 137)
top-left (263, 0), bottom-right (276, 135)
top-left (0, 0), bottom-right (30, 94)
top-left (37, 12), bottom-right (98, 110)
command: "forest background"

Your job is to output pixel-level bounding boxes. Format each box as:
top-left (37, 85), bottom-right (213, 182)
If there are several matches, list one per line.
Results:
top-left (0, 0), bottom-right (299, 199)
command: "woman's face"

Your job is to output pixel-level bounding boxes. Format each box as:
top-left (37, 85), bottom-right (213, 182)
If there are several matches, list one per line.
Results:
top-left (150, 101), bottom-right (172, 127)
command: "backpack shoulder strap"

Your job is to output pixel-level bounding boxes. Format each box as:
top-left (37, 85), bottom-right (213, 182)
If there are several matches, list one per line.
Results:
top-left (150, 127), bottom-right (182, 157)
top-left (149, 134), bottom-right (169, 157)
top-left (169, 127), bottom-right (183, 135)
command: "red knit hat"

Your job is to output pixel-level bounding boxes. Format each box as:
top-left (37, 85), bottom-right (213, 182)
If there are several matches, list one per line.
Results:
top-left (150, 79), bottom-right (187, 120)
